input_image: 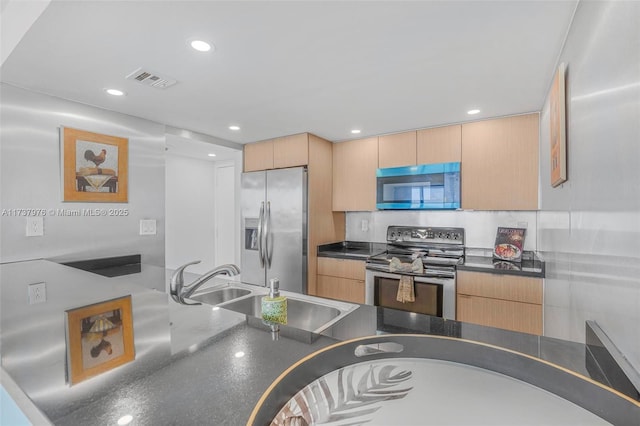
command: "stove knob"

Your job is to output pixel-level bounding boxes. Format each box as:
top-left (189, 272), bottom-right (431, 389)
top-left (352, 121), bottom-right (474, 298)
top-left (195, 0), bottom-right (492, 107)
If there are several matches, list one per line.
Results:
top-left (445, 233), bottom-right (451, 239)
top-left (390, 232), bottom-right (396, 239)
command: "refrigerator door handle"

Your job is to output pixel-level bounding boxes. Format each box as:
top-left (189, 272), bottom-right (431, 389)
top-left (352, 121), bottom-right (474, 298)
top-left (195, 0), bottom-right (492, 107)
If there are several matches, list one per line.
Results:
top-left (265, 201), bottom-right (272, 268)
top-left (258, 202), bottom-right (265, 268)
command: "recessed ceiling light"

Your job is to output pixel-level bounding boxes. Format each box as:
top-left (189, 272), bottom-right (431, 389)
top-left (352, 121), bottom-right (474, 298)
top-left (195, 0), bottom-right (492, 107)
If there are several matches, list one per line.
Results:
top-left (117, 415), bottom-right (133, 426)
top-left (229, 125), bottom-right (240, 131)
top-left (208, 153), bottom-right (217, 157)
top-left (467, 109), bottom-right (481, 115)
top-left (234, 351), bottom-right (245, 358)
top-left (190, 40), bottom-right (212, 52)
top-left (351, 129), bottom-right (361, 134)
top-left (105, 88), bottom-right (125, 96)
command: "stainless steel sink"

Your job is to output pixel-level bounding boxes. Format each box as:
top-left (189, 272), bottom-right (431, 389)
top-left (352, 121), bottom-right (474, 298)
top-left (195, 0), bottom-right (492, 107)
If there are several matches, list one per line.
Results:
top-left (186, 281), bottom-right (358, 334)
top-left (189, 287), bottom-right (252, 305)
top-left (221, 294), bottom-right (357, 334)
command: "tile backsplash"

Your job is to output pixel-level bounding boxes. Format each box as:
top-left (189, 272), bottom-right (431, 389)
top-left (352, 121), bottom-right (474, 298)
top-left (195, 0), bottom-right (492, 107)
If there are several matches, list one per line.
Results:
top-left (345, 210), bottom-right (538, 251)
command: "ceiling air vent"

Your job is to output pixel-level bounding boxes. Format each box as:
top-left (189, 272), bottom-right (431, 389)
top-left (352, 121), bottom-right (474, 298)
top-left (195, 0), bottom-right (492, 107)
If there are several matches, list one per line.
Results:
top-left (125, 67), bottom-right (177, 89)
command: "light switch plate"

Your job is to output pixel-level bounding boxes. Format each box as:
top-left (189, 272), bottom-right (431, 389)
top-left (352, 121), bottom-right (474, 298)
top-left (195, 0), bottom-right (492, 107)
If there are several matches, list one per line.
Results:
top-left (26, 217), bottom-right (44, 236)
top-left (140, 219), bottom-right (157, 235)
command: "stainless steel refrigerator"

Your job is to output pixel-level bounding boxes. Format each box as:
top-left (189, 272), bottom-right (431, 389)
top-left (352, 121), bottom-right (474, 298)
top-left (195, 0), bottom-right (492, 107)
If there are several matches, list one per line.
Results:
top-left (241, 167), bottom-right (307, 293)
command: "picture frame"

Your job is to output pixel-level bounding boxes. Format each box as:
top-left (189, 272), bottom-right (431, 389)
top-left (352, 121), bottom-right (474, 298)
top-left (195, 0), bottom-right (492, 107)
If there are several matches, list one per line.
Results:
top-left (549, 62), bottom-right (567, 187)
top-left (65, 295), bottom-right (135, 385)
top-left (62, 127), bottom-right (128, 202)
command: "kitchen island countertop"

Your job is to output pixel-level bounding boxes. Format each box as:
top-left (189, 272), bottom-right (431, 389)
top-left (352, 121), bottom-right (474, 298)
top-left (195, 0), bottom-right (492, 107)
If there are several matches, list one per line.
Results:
top-left (1, 259), bottom-right (635, 425)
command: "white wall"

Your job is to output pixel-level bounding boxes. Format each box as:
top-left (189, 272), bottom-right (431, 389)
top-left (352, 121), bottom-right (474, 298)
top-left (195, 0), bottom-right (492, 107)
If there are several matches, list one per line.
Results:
top-left (165, 152), bottom-right (242, 274)
top-left (537, 0), bottom-right (640, 372)
top-left (0, 83), bottom-right (166, 265)
top-left (165, 154), bottom-right (216, 274)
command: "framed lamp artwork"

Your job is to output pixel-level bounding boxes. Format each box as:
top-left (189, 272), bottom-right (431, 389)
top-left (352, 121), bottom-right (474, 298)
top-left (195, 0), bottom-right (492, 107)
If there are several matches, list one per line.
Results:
top-left (61, 127), bottom-right (128, 202)
top-left (549, 62), bottom-right (567, 187)
top-left (65, 295), bottom-right (135, 385)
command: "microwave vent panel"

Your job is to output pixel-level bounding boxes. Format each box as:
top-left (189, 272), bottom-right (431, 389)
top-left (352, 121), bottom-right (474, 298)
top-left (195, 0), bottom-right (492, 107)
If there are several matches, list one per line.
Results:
top-left (125, 68), bottom-right (177, 89)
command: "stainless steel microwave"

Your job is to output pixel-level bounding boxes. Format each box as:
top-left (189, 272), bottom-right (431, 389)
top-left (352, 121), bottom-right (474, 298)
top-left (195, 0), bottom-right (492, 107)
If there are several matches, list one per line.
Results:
top-left (376, 162), bottom-right (461, 210)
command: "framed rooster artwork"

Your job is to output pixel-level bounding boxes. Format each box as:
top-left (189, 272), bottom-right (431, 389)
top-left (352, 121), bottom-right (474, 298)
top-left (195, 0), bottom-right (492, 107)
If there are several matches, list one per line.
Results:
top-left (65, 295), bottom-right (135, 385)
top-left (61, 127), bottom-right (128, 202)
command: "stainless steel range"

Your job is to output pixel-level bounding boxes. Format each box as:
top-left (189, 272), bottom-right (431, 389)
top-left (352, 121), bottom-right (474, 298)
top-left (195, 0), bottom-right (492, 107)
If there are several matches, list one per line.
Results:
top-left (365, 226), bottom-right (465, 320)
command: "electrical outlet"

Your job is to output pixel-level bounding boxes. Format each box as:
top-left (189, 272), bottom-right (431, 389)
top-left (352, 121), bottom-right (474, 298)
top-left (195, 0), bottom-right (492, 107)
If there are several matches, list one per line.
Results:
top-left (28, 282), bottom-right (46, 304)
top-left (140, 219), bottom-right (157, 235)
top-left (26, 217), bottom-right (44, 236)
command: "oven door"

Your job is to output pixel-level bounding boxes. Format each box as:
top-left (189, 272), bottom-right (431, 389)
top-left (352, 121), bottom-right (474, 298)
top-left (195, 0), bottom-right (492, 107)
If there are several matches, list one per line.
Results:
top-left (365, 269), bottom-right (456, 320)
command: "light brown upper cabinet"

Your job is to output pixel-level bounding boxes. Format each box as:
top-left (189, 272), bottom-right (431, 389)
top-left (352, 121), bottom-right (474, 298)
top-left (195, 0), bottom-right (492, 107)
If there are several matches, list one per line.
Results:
top-left (273, 133), bottom-right (309, 169)
top-left (244, 133), bottom-right (309, 172)
top-left (243, 139), bottom-right (274, 172)
top-left (332, 137), bottom-right (378, 211)
top-left (461, 114), bottom-right (539, 210)
top-left (416, 124), bottom-right (462, 164)
top-left (378, 131), bottom-right (417, 168)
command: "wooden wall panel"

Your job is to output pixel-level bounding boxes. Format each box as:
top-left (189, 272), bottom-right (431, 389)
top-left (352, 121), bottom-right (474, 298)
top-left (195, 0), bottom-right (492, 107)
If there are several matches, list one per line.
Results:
top-left (307, 134), bottom-right (345, 295)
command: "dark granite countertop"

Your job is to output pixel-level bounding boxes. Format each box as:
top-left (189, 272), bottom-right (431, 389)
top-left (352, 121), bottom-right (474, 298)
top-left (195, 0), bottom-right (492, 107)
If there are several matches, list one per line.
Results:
top-left (317, 241), bottom-right (387, 260)
top-left (459, 248), bottom-right (546, 278)
top-left (318, 241), bottom-right (546, 278)
top-left (0, 260), bottom-right (634, 425)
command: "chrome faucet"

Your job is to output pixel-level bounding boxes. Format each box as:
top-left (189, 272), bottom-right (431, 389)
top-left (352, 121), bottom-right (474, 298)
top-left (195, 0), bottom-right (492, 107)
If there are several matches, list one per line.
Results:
top-left (170, 261), bottom-right (241, 305)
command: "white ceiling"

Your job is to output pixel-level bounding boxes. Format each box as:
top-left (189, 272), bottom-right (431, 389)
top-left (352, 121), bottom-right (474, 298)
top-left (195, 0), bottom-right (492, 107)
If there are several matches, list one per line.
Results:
top-left (1, 0), bottom-right (577, 146)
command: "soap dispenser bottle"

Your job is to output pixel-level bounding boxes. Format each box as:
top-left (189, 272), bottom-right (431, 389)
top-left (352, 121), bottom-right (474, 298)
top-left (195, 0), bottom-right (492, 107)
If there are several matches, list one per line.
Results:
top-left (261, 278), bottom-right (287, 325)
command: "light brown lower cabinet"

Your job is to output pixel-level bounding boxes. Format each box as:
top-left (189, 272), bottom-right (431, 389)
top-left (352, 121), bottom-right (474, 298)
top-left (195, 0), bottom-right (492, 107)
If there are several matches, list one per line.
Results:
top-left (316, 257), bottom-right (365, 304)
top-left (456, 270), bottom-right (543, 335)
top-left (316, 275), bottom-right (365, 304)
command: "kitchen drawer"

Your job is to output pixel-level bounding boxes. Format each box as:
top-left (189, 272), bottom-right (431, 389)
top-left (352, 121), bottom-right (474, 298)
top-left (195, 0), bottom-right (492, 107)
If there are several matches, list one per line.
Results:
top-left (457, 270), bottom-right (542, 304)
top-left (317, 257), bottom-right (365, 281)
top-left (316, 275), bottom-right (365, 304)
top-left (457, 294), bottom-right (543, 335)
